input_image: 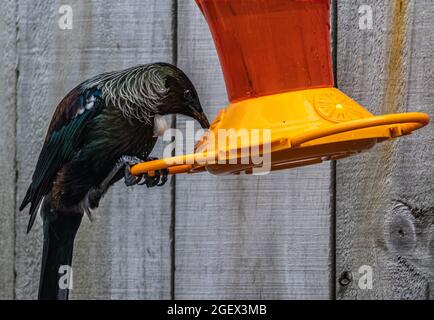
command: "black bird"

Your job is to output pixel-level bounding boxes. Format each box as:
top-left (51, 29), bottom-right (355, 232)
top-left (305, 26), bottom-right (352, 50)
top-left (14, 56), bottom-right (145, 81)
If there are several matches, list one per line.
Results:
top-left (19, 63), bottom-right (209, 300)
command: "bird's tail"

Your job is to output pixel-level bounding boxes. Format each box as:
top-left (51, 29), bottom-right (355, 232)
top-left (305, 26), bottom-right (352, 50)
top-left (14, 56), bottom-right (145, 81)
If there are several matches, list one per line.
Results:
top-left (39, 200), bottom-right (83, 300)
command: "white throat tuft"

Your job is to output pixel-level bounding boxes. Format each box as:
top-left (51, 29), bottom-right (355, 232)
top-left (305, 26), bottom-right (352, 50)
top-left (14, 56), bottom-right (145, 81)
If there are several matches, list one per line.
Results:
top-left (153, 115), bottom-right (169, 137)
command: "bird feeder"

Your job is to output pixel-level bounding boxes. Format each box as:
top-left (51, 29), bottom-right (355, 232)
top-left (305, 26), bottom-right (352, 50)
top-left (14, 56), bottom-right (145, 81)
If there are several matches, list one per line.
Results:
top-left (131, 0), bottom-right (429, 177)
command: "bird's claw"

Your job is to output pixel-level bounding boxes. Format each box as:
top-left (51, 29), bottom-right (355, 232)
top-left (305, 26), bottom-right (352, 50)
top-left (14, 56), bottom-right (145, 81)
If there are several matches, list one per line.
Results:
top-left (124, 168), bottom-right (140, 187)
top-left (116, 156), bottom-right (144, 187)
top-left (139, 168), bottom-right (169, 188)
top-left (118, 156), bottom-right (168, 188)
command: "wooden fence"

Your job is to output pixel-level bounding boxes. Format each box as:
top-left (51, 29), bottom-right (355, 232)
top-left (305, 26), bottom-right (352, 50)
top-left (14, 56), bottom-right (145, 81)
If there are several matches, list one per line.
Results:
top-left (0, 0), bottom-right (432, 300)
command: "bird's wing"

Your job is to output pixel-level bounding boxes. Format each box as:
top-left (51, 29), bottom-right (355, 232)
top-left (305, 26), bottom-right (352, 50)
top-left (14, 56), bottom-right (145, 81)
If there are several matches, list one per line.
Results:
top-left (20, 87), bottom-right (105, 232)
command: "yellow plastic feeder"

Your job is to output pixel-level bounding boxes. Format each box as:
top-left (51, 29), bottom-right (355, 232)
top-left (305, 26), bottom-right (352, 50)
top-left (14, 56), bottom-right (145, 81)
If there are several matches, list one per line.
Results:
top-left (131, 0), bottom-right (429, 177)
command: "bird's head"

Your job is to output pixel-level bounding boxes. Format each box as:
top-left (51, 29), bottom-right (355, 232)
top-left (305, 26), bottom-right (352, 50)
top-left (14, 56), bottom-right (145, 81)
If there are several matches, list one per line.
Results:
top-left (154, 63), bottom-right (210, 129)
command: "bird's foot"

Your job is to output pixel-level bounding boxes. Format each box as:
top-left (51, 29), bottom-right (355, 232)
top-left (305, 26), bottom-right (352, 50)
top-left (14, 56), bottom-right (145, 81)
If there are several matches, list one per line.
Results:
top-left (117, 156), bottom-right (168, 188)
top-left (116, 156), bottom-right (145, 187)
top-left (137, 157), bottom-right (169, 188)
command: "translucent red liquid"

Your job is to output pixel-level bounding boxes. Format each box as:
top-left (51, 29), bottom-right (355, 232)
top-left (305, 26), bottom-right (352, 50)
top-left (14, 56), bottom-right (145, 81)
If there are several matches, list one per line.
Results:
top-left (196, 0), bottom-right (334, 102)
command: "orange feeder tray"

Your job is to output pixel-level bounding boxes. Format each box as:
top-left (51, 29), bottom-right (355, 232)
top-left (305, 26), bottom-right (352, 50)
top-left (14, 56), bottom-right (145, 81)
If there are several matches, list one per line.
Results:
top-left (131, 0), bottom-right (429, 177)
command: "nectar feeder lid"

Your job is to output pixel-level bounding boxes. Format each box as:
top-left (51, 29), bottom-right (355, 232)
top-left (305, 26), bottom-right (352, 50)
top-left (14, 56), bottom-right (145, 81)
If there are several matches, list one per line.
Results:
top-left (131, 0), bottom-right (429, 177)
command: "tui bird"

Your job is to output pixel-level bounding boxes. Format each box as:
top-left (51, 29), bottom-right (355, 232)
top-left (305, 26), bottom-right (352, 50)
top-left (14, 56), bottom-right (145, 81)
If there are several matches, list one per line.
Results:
top-left (19, 63), bottom-right (209, 300)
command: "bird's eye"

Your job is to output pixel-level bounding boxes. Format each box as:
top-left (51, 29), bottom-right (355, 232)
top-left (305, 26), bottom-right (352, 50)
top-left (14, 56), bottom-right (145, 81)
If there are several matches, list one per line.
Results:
top-left (184, 90), bottom-right (192, 99)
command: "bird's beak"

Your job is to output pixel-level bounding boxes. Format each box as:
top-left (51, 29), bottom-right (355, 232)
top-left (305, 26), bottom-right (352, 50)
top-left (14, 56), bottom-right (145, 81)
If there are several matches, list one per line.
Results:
top-left (193, 111), bottom-right (210, 129)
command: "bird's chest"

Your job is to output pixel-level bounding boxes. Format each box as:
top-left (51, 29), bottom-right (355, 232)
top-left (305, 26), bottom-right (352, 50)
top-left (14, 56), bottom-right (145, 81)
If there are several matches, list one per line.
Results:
top-left (112, 114), bottom-right (169, 157)
top-left (106, 120), bottom-right (156, 159)
top-left (82, 109), bottom-right (157, 172)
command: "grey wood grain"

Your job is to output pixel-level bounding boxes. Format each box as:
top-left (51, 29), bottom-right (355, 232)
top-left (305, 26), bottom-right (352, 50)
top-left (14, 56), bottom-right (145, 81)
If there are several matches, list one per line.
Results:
top-left (336, 0), bottom-right (434, 299)
top-left (174, 1), bottom-right (333, 299)
top-left (14, 0), bottom-right (174, 299)
top-left (0, 0), bottom-right (17, 300)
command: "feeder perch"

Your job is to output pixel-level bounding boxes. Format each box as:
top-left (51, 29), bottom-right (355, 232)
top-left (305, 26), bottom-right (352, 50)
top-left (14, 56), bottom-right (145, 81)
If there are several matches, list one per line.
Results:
top-left (131, 0), bottom-right (429, 177)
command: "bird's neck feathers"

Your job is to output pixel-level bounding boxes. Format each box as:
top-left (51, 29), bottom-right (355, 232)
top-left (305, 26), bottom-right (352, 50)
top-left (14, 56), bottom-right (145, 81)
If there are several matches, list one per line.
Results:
top-left (82, 64), bottom-right (169, 124)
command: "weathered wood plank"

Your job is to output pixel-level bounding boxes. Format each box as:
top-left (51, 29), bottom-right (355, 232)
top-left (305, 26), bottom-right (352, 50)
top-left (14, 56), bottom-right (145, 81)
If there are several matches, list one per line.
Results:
top-left (336, 0), bottom-right (434, 299)
top-left (174, 1), bottom-right (333, 299)
top-left (0, 0), bottom-right (17, 300)
top-left (15, 0), bottom-right (174, 299)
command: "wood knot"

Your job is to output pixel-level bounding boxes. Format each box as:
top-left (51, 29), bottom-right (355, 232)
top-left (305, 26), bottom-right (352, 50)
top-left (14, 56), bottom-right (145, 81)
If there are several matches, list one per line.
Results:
top-left (338, 271), bottom-right (353, 287)
top-left (385, 204), bottom-right (417, 255)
